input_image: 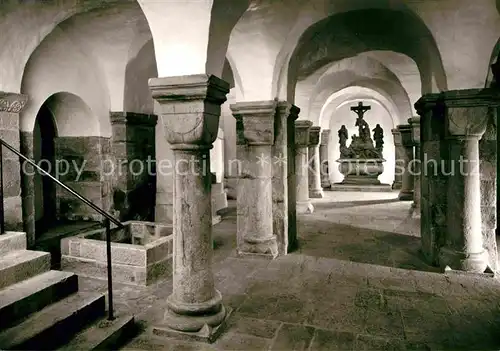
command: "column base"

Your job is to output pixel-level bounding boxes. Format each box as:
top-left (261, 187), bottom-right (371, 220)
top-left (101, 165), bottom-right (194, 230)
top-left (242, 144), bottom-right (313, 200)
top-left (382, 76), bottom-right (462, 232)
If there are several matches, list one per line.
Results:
top-left (398, 190), bottom-right (414, 201)
top-left (240, 235), bottom-right (278, 258)
top-left (392, 181), bottom-right (402, 190)
top-left (154, 306), bottom-right (232, 344)
top-left (297, 201), bottom-right (314, 214)
top-left (438, 247), bottom-right (489, 273)
top-left (309, 188), bottom-right (324, 198)
top-left (321, 181), bottom-right (331, 189)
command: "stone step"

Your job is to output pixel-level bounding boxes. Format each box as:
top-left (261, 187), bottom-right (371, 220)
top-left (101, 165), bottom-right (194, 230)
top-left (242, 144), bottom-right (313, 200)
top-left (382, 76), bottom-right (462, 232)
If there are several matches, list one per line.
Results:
top-left (0, 291), bottom-right (105, 350)
top-left (0, 250), bottom-right (51, 290)
top-left (0, 270), bottom-right (79, 330)
top-left (58, 314), bottom-right (135, 351)
top-left (0, 232), bottom-right (26, 255)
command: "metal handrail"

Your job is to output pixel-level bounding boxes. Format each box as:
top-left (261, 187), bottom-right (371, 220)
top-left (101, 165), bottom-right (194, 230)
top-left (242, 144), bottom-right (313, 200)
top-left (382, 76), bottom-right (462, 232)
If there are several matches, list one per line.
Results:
top-left (0, 139), bottom-right (119, 320)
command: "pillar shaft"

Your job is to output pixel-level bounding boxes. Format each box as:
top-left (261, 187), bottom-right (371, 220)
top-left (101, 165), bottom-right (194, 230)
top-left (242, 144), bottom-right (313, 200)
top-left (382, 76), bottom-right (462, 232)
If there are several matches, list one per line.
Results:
top-left (391, 128), bottom-right (403, 190)
top-left (273, 102), bottom-right (299, 255)
top-left (308, 126), bottom-right (323, 198)
top-left (398, 124), bottom-right (414, 200)
top-left (231, 100), bottom-right (278, 258)
top-left (149, 74), bottom-right (228, 337)
top-left (409, 116), bottom-right (421, 215)
top-left (319, 129), bottom-right (330, 189)
top-left (295, 120), bottom-right (313, 214)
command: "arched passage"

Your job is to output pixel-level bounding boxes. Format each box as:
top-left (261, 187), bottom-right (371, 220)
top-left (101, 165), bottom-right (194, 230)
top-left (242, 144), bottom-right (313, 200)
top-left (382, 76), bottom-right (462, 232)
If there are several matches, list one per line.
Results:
top-left (285, 8), bottom-right (447, 102)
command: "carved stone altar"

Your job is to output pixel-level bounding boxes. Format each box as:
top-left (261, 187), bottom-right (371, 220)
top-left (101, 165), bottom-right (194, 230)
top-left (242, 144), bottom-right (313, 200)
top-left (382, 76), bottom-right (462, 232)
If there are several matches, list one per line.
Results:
top-left (332, 102), bottom-right (392, 192)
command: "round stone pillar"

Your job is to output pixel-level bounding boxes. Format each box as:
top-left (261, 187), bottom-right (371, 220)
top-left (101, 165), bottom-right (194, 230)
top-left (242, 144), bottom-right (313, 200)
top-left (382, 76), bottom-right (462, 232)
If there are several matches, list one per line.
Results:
top-left (149, 74), bottom-right (229, 341)
top-left (408, 116), bottom-right (421, 215)
top-left (440, 134), bottom-right (488, 272)
top-left (319, 129), bottom-right (331, 189)
top-left (230, 100), bottom-right (278, 258)
top-left (397, 124), bottom-right (414, 201)
top-left (391, 128), bottom-right (403, 190)
top-left (308, 126), bottom-right (323, 198)
top-left (295, 120), bottom-right (314, 214)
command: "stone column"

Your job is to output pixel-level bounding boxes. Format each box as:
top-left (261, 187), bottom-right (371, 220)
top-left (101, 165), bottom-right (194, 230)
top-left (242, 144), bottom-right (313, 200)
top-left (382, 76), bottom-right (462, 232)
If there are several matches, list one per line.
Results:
top-left (308, 126), bottom-right (323, 198)
top-left (149, 74), bottom-right (229, 341)
top-left (409, 116), bottom-right (421, 216)
top-left (0, 93), bottom-right (28, 237)
top-left (391, 128), bottom-right (403, 190)
top-left (319, 129), bottom-right (331, 189)
top-left (397, 124), bottom-right (414, 201)
top-left (416, 89), bottom-right (500, 272)
top-left (273, 102), bottom-right (299, 255)
top-left (295, 120), bottom-right (314, 214)
top-left (231, 100), bottom-right (278, 258)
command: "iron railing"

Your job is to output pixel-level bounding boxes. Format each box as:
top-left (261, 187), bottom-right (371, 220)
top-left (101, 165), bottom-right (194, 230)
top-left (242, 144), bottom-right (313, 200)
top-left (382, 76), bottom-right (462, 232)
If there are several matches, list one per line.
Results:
top-left (0, 139), bottom-right (121, 320)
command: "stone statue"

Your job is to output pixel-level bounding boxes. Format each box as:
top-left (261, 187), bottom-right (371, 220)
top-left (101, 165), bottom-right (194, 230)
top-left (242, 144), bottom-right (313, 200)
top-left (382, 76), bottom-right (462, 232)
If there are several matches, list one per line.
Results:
top-left (338, 125), bottom-right (348, 148)
top-left (372, 124), bottom-right (384, 153)
top-left (355, 117), bottom-right (371, 142)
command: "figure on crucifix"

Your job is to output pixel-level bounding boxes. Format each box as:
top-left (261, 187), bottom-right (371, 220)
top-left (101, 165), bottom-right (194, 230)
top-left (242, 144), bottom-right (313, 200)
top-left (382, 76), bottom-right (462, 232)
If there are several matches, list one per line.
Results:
top-left (352, 102), bottom-right (372, 142)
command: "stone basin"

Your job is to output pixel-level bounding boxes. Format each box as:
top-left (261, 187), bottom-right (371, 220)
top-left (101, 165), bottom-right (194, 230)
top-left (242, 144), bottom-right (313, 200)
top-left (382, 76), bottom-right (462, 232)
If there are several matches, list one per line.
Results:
top-left (61, 221), bottom-right (173, 286)
top-left (337, 158), bottom-right (385, 185)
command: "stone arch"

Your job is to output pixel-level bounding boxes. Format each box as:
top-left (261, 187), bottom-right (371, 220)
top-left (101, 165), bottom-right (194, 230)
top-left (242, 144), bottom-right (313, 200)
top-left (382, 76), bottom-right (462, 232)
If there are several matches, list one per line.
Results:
top-left (284, 8), bottom-right (447, 102)
top-left (296, 55), bottom-right (412, 124)
top-left (124, 38), bottom-right (158, 114)
top-left (0, 0), bottom-right (127, 93)
top-left (320, 87), bottom-right (400, 130)
top-left (20, 13), bottom-right (112, 137)
top-left (137, 0), bottom-right (249, 77)
top-left (42, 92), bottom-right (100, 137)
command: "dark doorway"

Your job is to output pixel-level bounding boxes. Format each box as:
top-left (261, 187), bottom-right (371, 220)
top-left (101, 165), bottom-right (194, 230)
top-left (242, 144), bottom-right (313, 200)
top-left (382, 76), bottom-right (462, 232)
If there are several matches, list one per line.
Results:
top-left (34, 104), bottom-right (57, 236)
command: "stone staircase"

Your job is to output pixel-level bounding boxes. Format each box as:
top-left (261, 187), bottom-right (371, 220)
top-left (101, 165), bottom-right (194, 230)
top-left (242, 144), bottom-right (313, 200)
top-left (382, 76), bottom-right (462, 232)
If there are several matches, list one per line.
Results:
top-left (0, 231), bottom-right (134, 350)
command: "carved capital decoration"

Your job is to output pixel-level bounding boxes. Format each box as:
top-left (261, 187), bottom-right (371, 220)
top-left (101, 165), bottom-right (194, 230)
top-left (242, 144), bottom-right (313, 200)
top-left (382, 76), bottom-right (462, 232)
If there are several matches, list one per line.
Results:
top-left (295, 120), bottom-right (313, 147)
top-left (391, 128), bottom-right (402, 146)
top-left (408, 116), bottom-right (421, 145)
top-left (276, 101), bottom-right (300, 122)
top-left (308, 126), bottom-right (321, 146)
top-left (397, 124), bottom-right (413, 147)
top-left (149, 74), bottom-right (229, 148)
top-left (0, 92), bottom-right (28, 113)
top-left (230, 100), bottom-right (277, 146)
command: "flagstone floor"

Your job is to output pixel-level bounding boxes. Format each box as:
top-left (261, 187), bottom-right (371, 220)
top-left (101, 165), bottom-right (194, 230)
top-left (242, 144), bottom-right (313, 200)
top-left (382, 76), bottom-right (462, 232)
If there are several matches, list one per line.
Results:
top-left (79, 192), bottom-right (500, 350)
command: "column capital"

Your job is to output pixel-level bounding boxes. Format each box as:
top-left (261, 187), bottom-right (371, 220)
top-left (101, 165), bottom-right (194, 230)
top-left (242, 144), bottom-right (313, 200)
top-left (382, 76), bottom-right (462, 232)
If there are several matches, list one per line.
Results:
top-left (276, 101), bottom-right (300, 121)
top-left (295, 120), bottom-right (313, 147)
top-left (110, 112), bottom-right (158, 126)
top-left (0, 92), bottom-right (28, 113)
top-left (397, 124), bottom-right (413, 147)
top-left (230, 100), bottom-right (277, 145)
top-left (308, 126), bottom-right (321, 146)
top-left (149, 74), bottom-right (229, 148)
top-left (391, 128), bottom-right (402, 146)
top-left (408, 116), bottom-right (421, 145)
top-left (320, 129), bottom-right (330, 145)
top-left (416, 89), bottom-right (500, 139)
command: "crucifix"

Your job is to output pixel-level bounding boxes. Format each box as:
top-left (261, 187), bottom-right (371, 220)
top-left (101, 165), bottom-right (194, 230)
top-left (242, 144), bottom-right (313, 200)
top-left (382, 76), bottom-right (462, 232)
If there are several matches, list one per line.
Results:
top-left (350, 101), bottom-right (371, 119)
top-left (351, 102), bottom-right (371, 141)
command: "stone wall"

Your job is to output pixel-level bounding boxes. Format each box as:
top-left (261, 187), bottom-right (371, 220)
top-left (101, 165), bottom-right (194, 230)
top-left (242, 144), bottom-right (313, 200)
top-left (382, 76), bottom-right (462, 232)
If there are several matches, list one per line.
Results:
top-left (110, 112), bottom-right (157, 222)
top-left (54, 136), bottom-right (112, 221)
top-left (479, 107), bottom-right (497, 271)
top-left (417, 94), bottom-right (446, 266)
top-left (0, 93), bottom-right (27, 237)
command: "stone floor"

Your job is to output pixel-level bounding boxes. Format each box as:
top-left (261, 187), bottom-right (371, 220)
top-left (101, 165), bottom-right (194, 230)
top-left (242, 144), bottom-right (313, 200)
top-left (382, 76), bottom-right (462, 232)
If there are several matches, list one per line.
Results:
top-left (78, 191), bottom-right (500, 350)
